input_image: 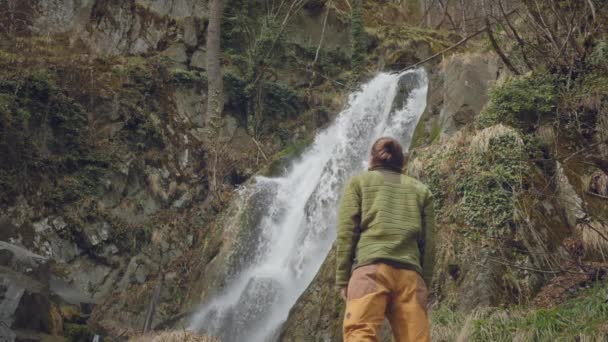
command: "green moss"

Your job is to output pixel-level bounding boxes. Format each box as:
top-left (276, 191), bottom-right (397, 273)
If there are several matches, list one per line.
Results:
top-left (416, 127), bottom-right (526, 232)
top-left (588, 40), bottom-right (608, 68)
top-left (0, 71), bottom-right (110, 205)
top-left (261, 81), bottom-right (303, 120)
top-left (170, 68), bottom-right (204, 84)
top-left (262, 137), bottom-right (313, 177)
top-left (458, 133), bottom-right (526, 231)
top-left (65, 323), bottom-right (94, 342)
top-left (477, 73), bottom-right (558, 129)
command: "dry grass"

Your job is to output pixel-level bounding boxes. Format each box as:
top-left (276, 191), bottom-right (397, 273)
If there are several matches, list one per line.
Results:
top-left (578, 221), bottom-right (608, 259)
top-left (406, 157), bottom-right (425, 179)
top-left (129, 331), bottom-right (219, 342)
top-left (469, 124), bottom-right (523, 155)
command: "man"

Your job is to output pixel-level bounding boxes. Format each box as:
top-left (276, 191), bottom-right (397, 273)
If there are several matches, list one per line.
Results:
top-left (336, 137), bottom-right (436, 342)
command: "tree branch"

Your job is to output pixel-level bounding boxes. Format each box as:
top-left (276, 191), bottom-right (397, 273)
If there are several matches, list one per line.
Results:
top-left (397, 27), bottom-right (486, 72)
top-left (485, 18), bottom-right (520, 75)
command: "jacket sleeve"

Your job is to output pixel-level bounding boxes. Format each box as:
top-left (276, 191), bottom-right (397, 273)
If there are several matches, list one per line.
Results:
top-left (336, 177), bottom-right (361, 287)
top-left (419, 188), bottom-right (436, 286)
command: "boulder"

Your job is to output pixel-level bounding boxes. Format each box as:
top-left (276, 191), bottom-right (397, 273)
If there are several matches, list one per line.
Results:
top-left (438, 53), bottom-right (500, 135)
top-left (391, 71), bottom-right (425, 112)
top-left (0, 241), bottom-right (49, 282)
top-left (161, 43), bottom-right (189, 65)
top-left (190, 49), bottom-right (207, 70)
top-left (173, 87), bottom-right (206, 127)
top-left (411, 53), bottom-right (501, 149)
top-left (182, 16), bottom-right (199, 47)
top-left (0, 242), bottom-right (92, 341)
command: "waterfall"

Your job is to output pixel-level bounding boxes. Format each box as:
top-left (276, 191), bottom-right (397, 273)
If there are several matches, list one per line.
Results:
top-left (189, 69), bottom-right (428, 341)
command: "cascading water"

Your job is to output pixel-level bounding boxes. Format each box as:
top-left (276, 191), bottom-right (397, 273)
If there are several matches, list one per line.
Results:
top-left (189, 69), bottom-right (428, 341)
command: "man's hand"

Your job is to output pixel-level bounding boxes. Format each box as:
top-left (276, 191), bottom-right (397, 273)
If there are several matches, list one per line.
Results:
top-left (340, 287), bottom-right (347, 301)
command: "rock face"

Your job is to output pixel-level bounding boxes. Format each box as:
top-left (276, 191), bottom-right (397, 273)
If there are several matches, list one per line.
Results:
top-left (411, 53), bottom-right (501, 148)
top-left (0, 241), bottom-right (94, 342)
top-left (438, 53), bottom-right (500, 135)
top-left (20, 0), bottom-right (208, 56)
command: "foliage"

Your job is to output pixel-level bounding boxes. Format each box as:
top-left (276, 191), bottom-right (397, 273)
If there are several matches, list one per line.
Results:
top-left (170, 68), bottom-right (205, 84)
top-left (472, 282), bottom-right (608, 341)
top-left (477, 73), bottom-right (557, 129)
top-left (0, 71), bottom-right (108, 205)
top-left (114, 59), bottom-right (167, 151)
top-left (431, 281), bottom-right (608, 341)
top-left (261, 81), bottom-right (302, 120)
top-left (413, 126), bottom-right (526, 232)
top-left (588, 40), bottom-right (608, 70)
top-left (458, 132), bottom-right (526, 231)
top-left (221, 0), bottom-right (309, 134)
top-left (65, 323), bottom-right (94, 342)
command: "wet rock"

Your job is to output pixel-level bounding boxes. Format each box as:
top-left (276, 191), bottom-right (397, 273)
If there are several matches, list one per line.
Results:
top-left (186, 180), bottom-right (279, 307)
top-left (220, 277), bottom-right (284, 341)
top-left (279, 247), bottom-right (344, 342)
top-left (391, 71), bottom-right (423, 112)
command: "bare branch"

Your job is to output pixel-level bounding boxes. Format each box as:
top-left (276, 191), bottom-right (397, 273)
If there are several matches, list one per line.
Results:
top-left (313, 0), bottom-right (333, 66)
top-left (397, 27), bottom-right (487, 72)
top-left (485, 17), bottom-right (521, 75)
top-left (498, 0), bottom-right (533, 71)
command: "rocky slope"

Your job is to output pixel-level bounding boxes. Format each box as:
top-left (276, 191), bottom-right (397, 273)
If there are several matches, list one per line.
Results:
top-left (0, 0), bottom-right (452, 340)
top-left (281, 18), bottom-right (608, 342)
top-left (2, 0), bottom-right (607, 341)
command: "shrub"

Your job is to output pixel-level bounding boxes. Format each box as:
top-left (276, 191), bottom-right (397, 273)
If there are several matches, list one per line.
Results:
top-left (0, 72), bottom-right (108, 205)
top-left (412, 125), bottom-right (526, 232)
top-left (477, 73), bottom-right (557, 130)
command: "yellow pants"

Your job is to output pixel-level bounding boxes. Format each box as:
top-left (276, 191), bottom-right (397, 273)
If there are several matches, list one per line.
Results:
top-left (343, 263), bottom-right (430, 342)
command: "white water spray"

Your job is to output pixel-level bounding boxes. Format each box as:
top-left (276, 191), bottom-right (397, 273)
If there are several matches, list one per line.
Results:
top-left (189, 69), bottom-right (428, 341)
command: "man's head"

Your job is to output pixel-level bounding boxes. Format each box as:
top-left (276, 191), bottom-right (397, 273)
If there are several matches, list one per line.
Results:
top-left (369, 137), bottom-right (406, 172)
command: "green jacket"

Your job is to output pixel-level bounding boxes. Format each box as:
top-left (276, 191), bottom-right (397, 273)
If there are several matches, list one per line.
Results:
top-left (336, 167), bottom-right (436, 287)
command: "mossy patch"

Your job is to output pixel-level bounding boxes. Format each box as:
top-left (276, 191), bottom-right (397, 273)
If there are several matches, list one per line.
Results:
top-left (65, 323), bottom-right (95, 342)
top-left (0, 71), bottom-right (110, 205)
top-left (476, 72), bottom-right (558, 130)
top-left (411, 125), bottom-right (526, 232)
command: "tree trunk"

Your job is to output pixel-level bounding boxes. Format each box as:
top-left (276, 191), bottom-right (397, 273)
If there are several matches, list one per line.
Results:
top-left (350, 0), bottom-right (365, 87)
top-left (206, 0), bottom-right (224, 127)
